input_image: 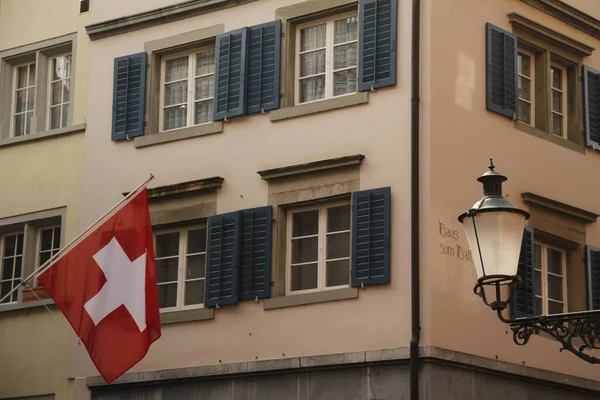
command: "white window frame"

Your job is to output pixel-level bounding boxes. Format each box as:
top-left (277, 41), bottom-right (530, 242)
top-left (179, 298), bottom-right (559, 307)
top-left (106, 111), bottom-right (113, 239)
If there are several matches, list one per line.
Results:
top-left (154, 225), bottom-right (207, 312)
top-left (294, 11), bottom-right (359, 106)
top-left (10, 61), bottom-right (36, 137)
top-left (33, 225), bottom-right (61, 288)
top-left (534, 241), bottom-right (568, 315)
top-left (159, 45), bottom-right (215, 133)
top-left (517, 50), bottom-right (535, 126)
top-left (286, 200), bottom-right (351, 295)
top-left (550, 64), bottom-right (567, 139)
top-left (0, 232), bottom-right (25, 304)
top-left (46, 53), bottom-right (72, 131)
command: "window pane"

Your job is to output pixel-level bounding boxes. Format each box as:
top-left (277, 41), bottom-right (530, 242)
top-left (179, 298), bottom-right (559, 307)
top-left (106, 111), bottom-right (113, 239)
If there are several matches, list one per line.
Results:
top-left (41, 229), bottom-right (54, 251)
top-left (165, 57), bottom-right (189, 82)
top-left (26, 88), bottom-right (35, 111)
top-left (547, 248), bottom-right (563, 275)
top-left (551, 67), bottom-right (562, 89)
top-left (25, 112), bottom-right (33, 135)
top-left (552, 114), bottom-right (563, 136)
top-left (300, 50), bottom-right (326, 77)
top-left (548, 274), bottom-right (563, 301)
top-left (518, 77), bottom-right (531, 101)
top-left (534, 244), bottom-right (541, 268)
top-left (184, 280), bottom-right (204, 305)
top-left (551, 90), bottom-right (562, 113)
top-left (1, 259), bottom-right (13, 280)
top-left (13, 114), bottom-right (25, 136)
top-left (195, 76), bottom-right (214, 101)
top-left (164, 81), bottom-right (188, 106)
top-left (518, 53), bottom-right (530, 76)
top-left (548, 300), bottom-right (563, 315)
top-left (196, 50), bottom-right (215, 76)
top-left (300, 75), bottom-right (326, 103)
top-left (534, 270), bottom-right (541, 296)
top-left (16, 234), bottom-right (23, 254)
top-left (17, 66), bottom-right (28, 89)
top-left (327, 232), bottom-right (350, 259)
top-left (158, 283), bottom-right (177, 308)
top-left (194, 100), bottom-right (213, 125)
top-left (292, 210), bottom-right (319, 237)
top-left (39, 251), bottom-right (51, 266)
top-left (50, 106), bottom-right (61, 130)
top-left (15, 89), bottom-right (27, 113)
top-left (61, 104), bottom-right (68, 127)
top-left (53, 227), bottom-right (61, 249)
top-left (334, 16), bottom-right (358, 44)
top-left (63, 81), bottom-right (71, 103)
top-left (156, 258), bottom-right (179, 283)
top-left (534, 297), bottom-right (542, 316)
top-left (301, 24), bottom-right (326, 52)
top-left (334, 43), bottom-right (357, 70)
top-left (163, 106), bottom-right (187, 131)
top-left (291, 263), bottom-right (318, 291)
top-left (14, 256), bottom-right (21, 278)
top-left (28, 64), bottom-right (36, 86)
top-left (326, 259), bottom-right (349, 287)
top-left (3, 235), bottom-right (16, 257)
top-left (292, 237), bottom-right (318, 264)
top-left (51, 81), bottom-right (63, 105)
top-left (155, 232), bottom-right (180, 258)
top-left (186, 254), bottom-right (206, 279)
top-left (518, 100), bottom-right (531, 124)
top-left (333, 68), bottom-right (357, 96)
top-left (328, 205), bottom-right (351, 232)
top-left (187, 228), bottom-right (207, 254)
top-left (52, 55), bottom-right (72, 81)
top-left (0, 282), bottom-right (14, 303)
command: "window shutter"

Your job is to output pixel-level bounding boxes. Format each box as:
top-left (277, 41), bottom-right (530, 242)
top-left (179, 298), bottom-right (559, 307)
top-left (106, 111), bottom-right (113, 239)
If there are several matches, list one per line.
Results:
top-left (112, 52), bottom-right (147, 141)
top-left (358, 0), bottom-right (397, 91)
top-left (246, 21), bottom-right (281, 114)
top-left (586, 246), bottom-right (600, 310)
top-left (485, 23), bottom-right (518, 120)
top-left (205, 212), bottom-right (241, 307)
top-left (239, 206), bottom-right (273, 301)
top-left (583, 65), bottom-right (600, 150)
top-left (511, 226), bottom-right (538, 318)
top-left (351, 187), bottom-right (391, 287)
top-left (214, 28), bottom-right (248, 120)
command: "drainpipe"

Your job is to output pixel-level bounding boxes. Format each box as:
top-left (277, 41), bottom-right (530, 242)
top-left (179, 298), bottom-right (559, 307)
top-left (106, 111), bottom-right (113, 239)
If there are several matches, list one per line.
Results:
top-left (410, 0), bottom-right (421, 399)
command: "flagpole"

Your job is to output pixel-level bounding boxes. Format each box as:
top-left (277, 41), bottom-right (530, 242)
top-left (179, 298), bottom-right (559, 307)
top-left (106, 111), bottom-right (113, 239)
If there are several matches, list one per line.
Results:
top-left (0, 174), bottom-right (155, 305)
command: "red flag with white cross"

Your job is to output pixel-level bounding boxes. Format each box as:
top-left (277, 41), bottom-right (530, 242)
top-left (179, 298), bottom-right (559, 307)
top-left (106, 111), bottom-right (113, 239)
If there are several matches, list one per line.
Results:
top-left (37, 188), bottom-right (161, 384)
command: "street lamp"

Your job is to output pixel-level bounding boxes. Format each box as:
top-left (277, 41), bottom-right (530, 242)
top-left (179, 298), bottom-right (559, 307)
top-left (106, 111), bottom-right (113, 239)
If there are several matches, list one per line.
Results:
top-left (459, 160), bottom-right (600, 364)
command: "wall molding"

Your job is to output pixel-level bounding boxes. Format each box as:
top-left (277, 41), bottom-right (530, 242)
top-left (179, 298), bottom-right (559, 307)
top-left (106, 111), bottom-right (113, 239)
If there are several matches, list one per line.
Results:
top-left (520, 0), bottom-right (600, 40)
top-left (522, 192), bottom-right (599, 223)
top-left (257, 154), bottom-right (365, 181)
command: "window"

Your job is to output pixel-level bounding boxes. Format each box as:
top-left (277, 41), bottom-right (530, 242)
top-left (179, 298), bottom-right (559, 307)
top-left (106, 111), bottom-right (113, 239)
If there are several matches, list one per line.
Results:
top-left (534, 242), bottom-right (567, 315)
top-left (160, 48), bottom-right (215, 132)
top-left (295, 13), bottom-right (358, 104)
top-left (0, 233), bottom-right (24, 304)
top-left (517, 51), bottom-right (534, 125)
top-left (12, 63), bottom-right (36, 136)
top-left (154, 226), bottom-right (207, 310)
top-left (550, 65), bottom-right (567, 138)
top-left (287, 202), bottom-right (351, 293)
top-left (48, 55), bottom-right (72, 130)
top-left (33, 226), bottom-right (61, 288)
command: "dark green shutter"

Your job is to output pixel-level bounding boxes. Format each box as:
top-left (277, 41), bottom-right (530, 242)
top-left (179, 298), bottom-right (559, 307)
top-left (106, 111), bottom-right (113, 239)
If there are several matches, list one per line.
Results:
top-left (586, 246), bottom-right (600, 310)
top-left (214, 29), bottom-right (248, 120)
top-left (205, 212), bottom-right (241, 307)
top-left (583, 65), bottom-right (600, 150)
top-left (486, 23), bottom-right (518, 120)
top-left (112, 52), bottom-right (147, 141)
top-left (246, 21), bottom-right (281, 114)
top-left (351, 187), bottom-right (391, 287)
top-left (512, 227), bottom-right (538, 318)
top-left (358, 0), bottom-right (397, 91)
top-left (240, 206), bottom-right (273, 300)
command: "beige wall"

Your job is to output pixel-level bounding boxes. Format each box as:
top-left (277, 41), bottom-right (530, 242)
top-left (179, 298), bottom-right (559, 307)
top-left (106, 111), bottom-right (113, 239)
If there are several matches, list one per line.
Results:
top-left (0, 0), bottom-right (89, 398)
top-left (428, 0), bottom-right (600, 381)
top-left (74, 0), bottom-right (414, 378)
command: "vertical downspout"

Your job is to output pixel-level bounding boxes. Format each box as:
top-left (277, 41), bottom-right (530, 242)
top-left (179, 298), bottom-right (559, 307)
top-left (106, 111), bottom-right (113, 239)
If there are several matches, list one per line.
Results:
top-left (410, 0), bottom-right (421, 399)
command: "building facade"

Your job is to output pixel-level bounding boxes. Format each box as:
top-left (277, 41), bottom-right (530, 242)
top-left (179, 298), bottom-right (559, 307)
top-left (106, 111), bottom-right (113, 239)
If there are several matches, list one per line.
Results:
top-left (1, 0), bottom-right (600, 399)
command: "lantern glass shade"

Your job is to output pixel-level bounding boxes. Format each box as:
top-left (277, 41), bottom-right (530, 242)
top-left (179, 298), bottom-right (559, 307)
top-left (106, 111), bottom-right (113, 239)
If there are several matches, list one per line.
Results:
top-left (462, 210), bottom-right (527, 279)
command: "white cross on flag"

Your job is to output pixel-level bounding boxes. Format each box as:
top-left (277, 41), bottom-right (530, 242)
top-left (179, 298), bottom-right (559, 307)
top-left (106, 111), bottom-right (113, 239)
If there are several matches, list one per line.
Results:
top-left (37, 188), bottom-right (161, 384)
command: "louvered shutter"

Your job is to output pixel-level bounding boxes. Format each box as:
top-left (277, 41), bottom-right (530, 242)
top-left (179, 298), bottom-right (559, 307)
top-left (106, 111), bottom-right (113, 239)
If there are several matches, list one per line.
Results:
top-left (246, 21), bottom-right (281, 114)
top-left (358, 0), bottom-right (397, 91)
top-left (584, 66), bottom-right (600, 150)
top-left (112, 52), bottom-right (147, 141)
top-left (486, 23), bottom-right (518, 120)
top-left (511, 227), bottom-right (538, 318)
top-left (351, 187), bottom-right (391, 287)
top-left (205, 212), bottom-right (241, 307)
top-left (240, 206), bottom-right (273, 300)
top-left (586, 246), bottom-right (600, 310)
top-left (214, 29), bottom-right (248, 120)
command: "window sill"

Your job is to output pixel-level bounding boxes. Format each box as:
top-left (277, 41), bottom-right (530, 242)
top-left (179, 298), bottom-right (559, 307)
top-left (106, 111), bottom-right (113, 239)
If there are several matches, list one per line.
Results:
top-left (270, 92), bottom-right (368, 122)
top-left (514, 121), bottom-right (584, 154)
top-left (160, 307), bottom-right (214, 324)
top-left (263, 287), bottom-right (358, 310)
top-left (134, 122), bottom-right (223, 148)
top-left (0, 298), bottom-right (55, 314)
top-left (0, 124), bottom-right (85, 149)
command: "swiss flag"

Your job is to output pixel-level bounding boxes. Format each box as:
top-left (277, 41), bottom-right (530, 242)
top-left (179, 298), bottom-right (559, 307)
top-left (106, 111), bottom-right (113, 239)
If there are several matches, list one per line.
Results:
top-left (38, 188), bottom-right (161, 384)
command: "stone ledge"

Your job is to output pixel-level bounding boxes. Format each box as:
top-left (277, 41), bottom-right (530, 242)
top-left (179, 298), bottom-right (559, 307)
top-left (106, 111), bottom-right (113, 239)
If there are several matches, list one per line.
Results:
top-left (522, 192), bottom-right (598, 223)
top-left (0, 124), bottom-right (85, 149)
top-left (269, 92), bottom-right (368, 122)
top-left (520, 0), bottom-right (600, 40)
top-left (124, 177), bottom-right (224, 200)
top-left (134, 122), bottom-right (223, 148)
top-left (258, 155), bottom-right (364, 181)
top-left (0, 298), bottom-right (55, 314)
top-left (160, 308), bottom-right (214, 324)
top-left (263, 287), bottom-right (359, 310)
